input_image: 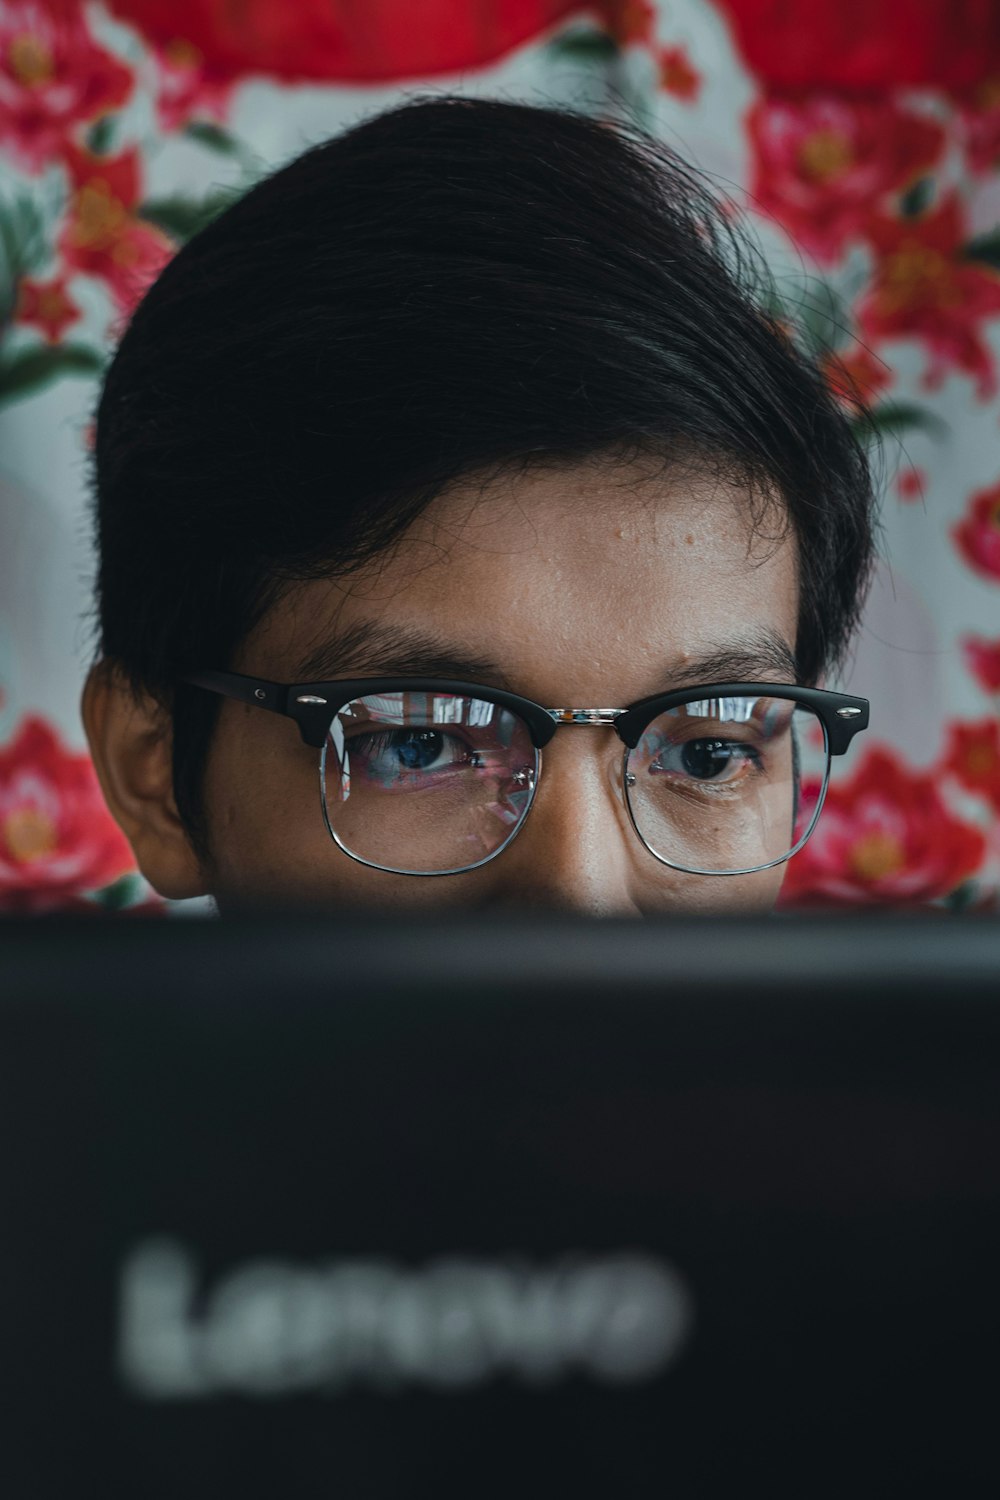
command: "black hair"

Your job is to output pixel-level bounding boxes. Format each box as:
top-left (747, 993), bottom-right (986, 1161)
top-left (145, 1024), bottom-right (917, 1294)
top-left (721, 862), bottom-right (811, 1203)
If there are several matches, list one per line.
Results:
top-left (92, 95), bottom-right (877, 859)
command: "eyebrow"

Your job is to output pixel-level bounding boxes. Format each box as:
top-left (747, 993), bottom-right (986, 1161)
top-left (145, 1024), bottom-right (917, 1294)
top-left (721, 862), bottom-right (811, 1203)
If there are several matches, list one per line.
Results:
top-left (293, 622), bottom-right (800, 695)
top-left (295, 623), bottom-right (516, 689)
top-left (666, 631), bottom-right (800, 690)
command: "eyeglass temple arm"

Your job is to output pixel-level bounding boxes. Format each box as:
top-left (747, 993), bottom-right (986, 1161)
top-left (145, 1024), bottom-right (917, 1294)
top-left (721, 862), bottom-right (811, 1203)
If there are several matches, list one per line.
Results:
top-left (182, 669), bottom-right (337, 747)
top-left (182, 669), bottom-right (289, 716)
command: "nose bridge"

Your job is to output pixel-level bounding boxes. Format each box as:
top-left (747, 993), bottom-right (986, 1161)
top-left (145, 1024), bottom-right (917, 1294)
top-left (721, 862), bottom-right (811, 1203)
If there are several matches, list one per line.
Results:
top-left (505, 727), bottom-right (639, 915)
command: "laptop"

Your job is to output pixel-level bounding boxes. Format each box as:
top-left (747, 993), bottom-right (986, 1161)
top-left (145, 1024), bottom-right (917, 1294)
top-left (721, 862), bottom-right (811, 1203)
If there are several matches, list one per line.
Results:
top-left (2, 912), bottom-right (999, 1496)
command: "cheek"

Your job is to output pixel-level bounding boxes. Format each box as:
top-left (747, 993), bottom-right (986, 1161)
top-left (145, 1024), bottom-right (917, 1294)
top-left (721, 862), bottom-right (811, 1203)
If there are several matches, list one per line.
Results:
top-left (199, 719), bottom-right (540, 910)
top-left (713, 865), bottom-right (786, 912)
top-left (648, 864), bottom-right (784, 914)
top-left (200, 712), bottom-right (332, 896)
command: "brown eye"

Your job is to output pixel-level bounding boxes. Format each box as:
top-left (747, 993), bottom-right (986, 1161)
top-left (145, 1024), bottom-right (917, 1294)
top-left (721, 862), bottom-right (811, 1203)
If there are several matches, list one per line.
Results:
top-left (649, 738), bottom-right (760, 782)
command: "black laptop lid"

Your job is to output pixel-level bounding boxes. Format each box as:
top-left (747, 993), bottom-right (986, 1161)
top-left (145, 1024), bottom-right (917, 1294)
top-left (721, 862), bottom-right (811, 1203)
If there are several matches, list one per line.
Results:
top-left (2, 914), bottom-right (999, 1497)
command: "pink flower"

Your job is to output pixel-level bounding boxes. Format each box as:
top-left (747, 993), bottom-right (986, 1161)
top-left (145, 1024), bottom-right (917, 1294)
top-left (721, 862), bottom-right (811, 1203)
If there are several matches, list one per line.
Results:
top-left (858, 197), bottom-right (1000, 399)
top-left (58, 143), bottom-right (174, 313)
top-left (0, 0), bottom-right (132, 173)
top-left (746, 93), bottom-right (945, 265)
top-left (780, 745), bottom-right (986, 906)
top-left (952, 481), bottom-right (1000, 581)
top-left (0, 715), bottom-right (135, 913)
top-left (14, 272), bottom-right (81, 342)
top-left (942, 720), bottom-right (1000, 810)
top-left (152, 37), bottom-right (235, 132)
top-left (961, 635), bottom-right (1000, 693)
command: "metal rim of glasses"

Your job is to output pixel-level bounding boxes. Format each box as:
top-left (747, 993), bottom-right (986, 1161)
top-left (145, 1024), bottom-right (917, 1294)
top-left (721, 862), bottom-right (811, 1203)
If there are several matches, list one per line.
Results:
top-left (319, 737), bottom-right (543, 878)
top-left (619, 738), bottom-right (833, 878)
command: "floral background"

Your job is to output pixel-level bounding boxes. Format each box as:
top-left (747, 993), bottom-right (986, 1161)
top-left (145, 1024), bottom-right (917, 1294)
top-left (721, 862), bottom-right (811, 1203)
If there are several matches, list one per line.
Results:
top-left (1, 0), bottom-right (998, 914)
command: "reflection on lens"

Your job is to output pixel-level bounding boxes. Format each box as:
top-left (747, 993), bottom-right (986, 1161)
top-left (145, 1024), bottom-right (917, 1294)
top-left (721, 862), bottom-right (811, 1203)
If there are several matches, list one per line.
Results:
top-left (321, 693), bottom-right (538, 875)
top-left (624, 695), bottom-right (829, 875)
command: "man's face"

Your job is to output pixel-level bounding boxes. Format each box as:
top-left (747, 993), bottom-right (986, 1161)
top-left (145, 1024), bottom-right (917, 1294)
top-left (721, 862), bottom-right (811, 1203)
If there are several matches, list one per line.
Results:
top-left (197, 457), bottom-right (801, 915)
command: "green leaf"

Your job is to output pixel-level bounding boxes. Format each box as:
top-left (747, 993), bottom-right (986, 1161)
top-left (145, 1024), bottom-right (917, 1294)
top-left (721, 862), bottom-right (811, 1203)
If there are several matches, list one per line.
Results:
top-left (863, 400), bottom-right (948, 440)
top-left (139, 190), bottom-right (236, 243)
top-left (942, 879), bottom-right (980, 912)
top-left (0, 343), bottom-right (105, 406)
top-left (547, 26), bottom-right (620, 62)
top-left (86, 114), bottom-right (116, 155)
top-left (963, 229), bottom-right (1000, 271)
top-left (183, 120), bottom-right (243, 155)
top-left (899, 175), bottom-right (934, 218)
top-left (92, 872), bottom-right (144, 911)
top-left (0, 191), bottom-right (49, 323)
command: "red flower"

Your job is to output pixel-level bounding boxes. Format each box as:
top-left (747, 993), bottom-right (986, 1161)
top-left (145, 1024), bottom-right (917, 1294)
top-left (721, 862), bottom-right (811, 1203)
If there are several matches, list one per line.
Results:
top-left (952, 481), bottom-right (1000, 581)
top-left (0, 0), bottom-right (132, 173)
top-left (953, 75), bottom-right (1000, 174)
top-left (713, 0), bottom-right (1000, 91)
top-left (779, 745), bottom-right (986, 906)
top-left (895, 467), bottom-right (926, 502)
top-left (658, 46), bottom-right (700, 101)
top-left (821, 343), bottom-right (893, 408)
top-left (105, 0), bottom-right (582, 84)
top-left (0, 715), bottom-right (135, 913)
top-left (962, 635), bottom-right (1000, 693)
top-left (14, 272), bottom-right (81, 342)
top-left (942, 720), bottom-right (1000, 809)
top-left (58, 143), bottom-right (174, 314)
top-left (746, 94), bottom-right (945, 265)
top-left (605, 0), bottom-right (656, 46)
top-left (152, 37), bottom-right (235, 131)
top-left (857, 197), bottom-right (1000, 398)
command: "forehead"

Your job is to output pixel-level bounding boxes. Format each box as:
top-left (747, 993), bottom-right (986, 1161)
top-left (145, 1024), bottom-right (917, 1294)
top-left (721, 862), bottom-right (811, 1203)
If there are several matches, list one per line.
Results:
top-left (244, 458), bottom-right (800, 702)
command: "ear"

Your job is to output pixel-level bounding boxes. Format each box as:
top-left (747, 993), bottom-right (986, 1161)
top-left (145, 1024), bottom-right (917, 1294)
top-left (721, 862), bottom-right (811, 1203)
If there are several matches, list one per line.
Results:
top-left (81, 662), bottom-right (208, 900)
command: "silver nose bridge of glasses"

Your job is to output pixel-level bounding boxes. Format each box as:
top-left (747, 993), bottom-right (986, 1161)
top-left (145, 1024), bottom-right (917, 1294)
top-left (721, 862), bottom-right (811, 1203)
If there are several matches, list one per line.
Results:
top-left (545, 708), bottom-right (627, 726)
top-left (536, 708), bottom-right (638, 790)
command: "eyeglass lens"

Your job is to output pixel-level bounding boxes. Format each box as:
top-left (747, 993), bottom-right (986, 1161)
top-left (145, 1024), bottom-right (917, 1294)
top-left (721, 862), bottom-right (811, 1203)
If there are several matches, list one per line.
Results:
top-left (319, 691), bottom-right (830, 877)
top-left (624, 695), bottom-right (829, 875)
top-left (320, 692), bottom-right (539, 875)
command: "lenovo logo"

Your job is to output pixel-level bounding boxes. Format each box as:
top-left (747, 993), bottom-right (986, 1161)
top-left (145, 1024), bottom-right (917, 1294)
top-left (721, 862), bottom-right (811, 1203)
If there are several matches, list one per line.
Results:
top-left (119, 1240), bottom-right (693, 1397)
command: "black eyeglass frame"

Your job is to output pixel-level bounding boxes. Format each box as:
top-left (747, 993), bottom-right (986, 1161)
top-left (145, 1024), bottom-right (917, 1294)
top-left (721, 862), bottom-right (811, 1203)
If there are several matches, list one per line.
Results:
top-left (181, 669), bottom-right (869, 877)
top-left (182, 669), bottom-right (869, 754)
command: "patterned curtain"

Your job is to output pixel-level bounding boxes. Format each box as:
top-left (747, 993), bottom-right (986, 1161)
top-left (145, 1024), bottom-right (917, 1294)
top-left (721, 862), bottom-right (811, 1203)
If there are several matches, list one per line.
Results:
top-left (1, 0), bottom-right (999, 912)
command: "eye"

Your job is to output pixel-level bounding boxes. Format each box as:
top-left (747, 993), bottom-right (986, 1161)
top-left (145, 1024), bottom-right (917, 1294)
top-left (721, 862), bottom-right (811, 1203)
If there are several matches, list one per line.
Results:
top-left (649, 736), bottom-right (761, 783)
top-left (349, 728), bottom-right (474, 782)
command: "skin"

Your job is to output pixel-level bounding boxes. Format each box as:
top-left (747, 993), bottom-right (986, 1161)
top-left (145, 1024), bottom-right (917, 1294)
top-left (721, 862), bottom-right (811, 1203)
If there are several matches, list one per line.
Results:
top-left (83, 456), bottom-right (801, 915)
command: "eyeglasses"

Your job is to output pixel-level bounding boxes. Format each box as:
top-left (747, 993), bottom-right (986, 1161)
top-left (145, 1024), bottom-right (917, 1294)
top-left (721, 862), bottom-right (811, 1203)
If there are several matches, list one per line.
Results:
top-left (182, 670), bottom-right (869, 878)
